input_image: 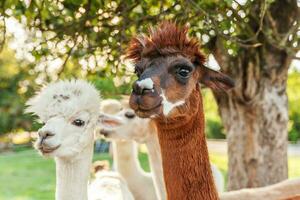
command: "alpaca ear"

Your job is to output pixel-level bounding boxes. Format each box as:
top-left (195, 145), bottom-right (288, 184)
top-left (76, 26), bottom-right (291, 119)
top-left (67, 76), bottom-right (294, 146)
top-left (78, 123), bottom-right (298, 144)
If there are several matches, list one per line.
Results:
top-left (199, 67), bottom-right (235, 91)
top-left (98, 114), bottom-right (123, 128)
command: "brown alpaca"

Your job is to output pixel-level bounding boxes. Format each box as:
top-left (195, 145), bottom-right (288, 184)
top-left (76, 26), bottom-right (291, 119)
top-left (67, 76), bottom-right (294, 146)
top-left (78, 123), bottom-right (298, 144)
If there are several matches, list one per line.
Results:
top-left (127, 22), bottom-right (234, 200)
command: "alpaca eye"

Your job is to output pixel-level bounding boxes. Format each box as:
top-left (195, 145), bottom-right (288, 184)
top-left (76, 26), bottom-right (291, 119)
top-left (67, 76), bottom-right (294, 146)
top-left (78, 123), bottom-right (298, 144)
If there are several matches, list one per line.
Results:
top-left (72, 119), bottom-right (85, 127)
top-left (177, 68), bottom-right (191, 78)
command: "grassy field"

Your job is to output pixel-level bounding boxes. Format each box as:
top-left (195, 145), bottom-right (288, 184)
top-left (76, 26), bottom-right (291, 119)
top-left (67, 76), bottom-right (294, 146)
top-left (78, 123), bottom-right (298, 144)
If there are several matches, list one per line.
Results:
top-left (0, 149), bottom-right (299, 200)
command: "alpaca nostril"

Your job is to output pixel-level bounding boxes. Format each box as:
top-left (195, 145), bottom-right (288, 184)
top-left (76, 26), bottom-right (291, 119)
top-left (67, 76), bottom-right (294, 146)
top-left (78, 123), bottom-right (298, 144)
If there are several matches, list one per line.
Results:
top-left (38, 130), bottom-right (55, 140)
top-left (99, 129), bottom-right (110, 137)
top-left (133, 79), bottom-right (154, 96)
top-left (99, 114), bottom-right (105, 119)
top-left (125, 111), bottom-right (135, 119)
top-left (141, 88), bottom-right (152, 95)
top-left (45, 132), bottom-right (54, 138)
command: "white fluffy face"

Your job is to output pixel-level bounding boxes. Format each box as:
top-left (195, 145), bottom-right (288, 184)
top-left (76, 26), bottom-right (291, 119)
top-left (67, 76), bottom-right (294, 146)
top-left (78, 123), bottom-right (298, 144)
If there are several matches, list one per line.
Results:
top-left (98, 109), bottom-right (151, 143)
top-left (34, 111), bottom-right (95, 158)
top-left (26, 80), bottom-right (101, 159)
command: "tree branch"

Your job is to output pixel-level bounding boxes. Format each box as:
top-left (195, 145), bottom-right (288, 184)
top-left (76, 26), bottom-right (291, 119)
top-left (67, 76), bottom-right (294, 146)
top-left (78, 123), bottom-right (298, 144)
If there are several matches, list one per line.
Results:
top-left (57, 37), bottom-right (78, 77)
top-left (187, 0), bottom-right (263, 48)
top-left (0, 0), bottom-right (6, 52)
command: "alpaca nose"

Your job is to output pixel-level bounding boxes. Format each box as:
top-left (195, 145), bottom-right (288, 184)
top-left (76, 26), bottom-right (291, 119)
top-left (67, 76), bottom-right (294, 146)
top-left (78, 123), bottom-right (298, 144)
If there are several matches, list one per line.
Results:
top-left (99, 129), bottom-right (110, 137)
top-left (38, 130), bottom-right (55, 142)
top-left (125, 110), bottom-right (135, 119)
top-left (132, 78), bottom-right (154, 95)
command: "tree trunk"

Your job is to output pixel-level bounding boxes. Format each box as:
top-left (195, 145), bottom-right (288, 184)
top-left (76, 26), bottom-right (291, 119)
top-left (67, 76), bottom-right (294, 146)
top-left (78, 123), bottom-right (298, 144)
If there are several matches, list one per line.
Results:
top-left (212, 39), bottom-right (292, 190)
top-left (208, 0), bottom-right (299, 190)
top-left (216, 79), bottom-right (289, 190)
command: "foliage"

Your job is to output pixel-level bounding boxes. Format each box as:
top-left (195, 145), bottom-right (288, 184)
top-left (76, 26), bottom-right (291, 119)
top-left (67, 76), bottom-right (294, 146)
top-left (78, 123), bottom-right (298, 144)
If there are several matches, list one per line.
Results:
top-left (287, 70), bottom-right (300, 143)
top-left (0, 48), bottom-right (38, 134)
top-left (0, 0), bottom-right (298, 77)
top-left (0, 47), bottom-right (133, 134)
top-left (204, 71), bottom-right (300, 142)
top-left (203, 89), bottom-right (226, 139)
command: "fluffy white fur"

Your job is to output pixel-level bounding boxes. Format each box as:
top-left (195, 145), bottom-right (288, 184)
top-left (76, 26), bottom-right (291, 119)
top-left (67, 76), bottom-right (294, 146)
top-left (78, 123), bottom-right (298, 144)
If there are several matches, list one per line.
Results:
top-left (26, 80), bottom-right (133, 200)
top-left (99, 99), bottom-right (157, 200)
top-left (99, 102), bottom-right (224, 199)
top-left (112, 140), bottom-right (157, 200)
top-left (220, 178), bottom-right (300, 200)
top-left (100, 99), bottom-right (123, 115)
top-left (136, 78), bottom-right (154, 90)
top-left (160, 90), bottom-right (185, 116)
top-left (88, 171), bottom-right (134, 200)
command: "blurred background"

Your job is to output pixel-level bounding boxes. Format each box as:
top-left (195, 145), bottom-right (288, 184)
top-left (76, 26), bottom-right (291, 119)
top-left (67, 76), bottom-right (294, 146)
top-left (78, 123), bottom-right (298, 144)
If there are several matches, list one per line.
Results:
top-left (0, 0), bottom-right (299, 199)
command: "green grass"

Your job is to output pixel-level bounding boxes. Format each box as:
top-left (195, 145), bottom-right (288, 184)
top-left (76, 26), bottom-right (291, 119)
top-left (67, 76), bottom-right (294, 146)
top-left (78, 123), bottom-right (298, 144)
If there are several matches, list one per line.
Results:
top-left (0, 149), bottom-right (150, 200)
top-left (0, 149), bottom-right (299, 200)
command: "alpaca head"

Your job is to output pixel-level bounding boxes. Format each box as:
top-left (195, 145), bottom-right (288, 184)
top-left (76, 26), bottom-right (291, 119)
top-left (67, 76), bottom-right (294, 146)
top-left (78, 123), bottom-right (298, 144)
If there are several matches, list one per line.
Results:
top-left (98, 108), bottom-right (151, 143)
top-left (26, 80), bottom-right (101, 158)
top-left (127, 21), bottom-right (234, 118)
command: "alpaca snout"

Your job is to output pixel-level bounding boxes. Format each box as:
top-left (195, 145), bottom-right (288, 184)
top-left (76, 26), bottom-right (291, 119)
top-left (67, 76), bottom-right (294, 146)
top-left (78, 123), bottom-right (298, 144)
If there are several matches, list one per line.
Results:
top-left (133, 78), bottom-right (155, 95)
top-left (35, 130), bottom-right (60, 155)
top-left (99, 129), bottom-right (111, 137)
top-left (38, 130), bottom-right (55, 142)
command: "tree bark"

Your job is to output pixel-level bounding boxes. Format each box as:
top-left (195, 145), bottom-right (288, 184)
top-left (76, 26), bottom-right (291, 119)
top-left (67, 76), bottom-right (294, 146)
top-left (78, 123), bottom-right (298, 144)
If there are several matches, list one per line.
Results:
top-left (212, 43), bottom-right (292, 190)
top-left (215, 78), bottom-right (289, 190)
top-left (208, 0), bottom-right (299, 190)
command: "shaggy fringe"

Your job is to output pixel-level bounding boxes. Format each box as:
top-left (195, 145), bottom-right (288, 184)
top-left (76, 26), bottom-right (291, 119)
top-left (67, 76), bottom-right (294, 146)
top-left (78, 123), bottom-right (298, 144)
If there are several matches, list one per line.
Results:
top-left (25, 79), bottom-right (101, 122)
top-left (126, 21), bottom-right (206, 65)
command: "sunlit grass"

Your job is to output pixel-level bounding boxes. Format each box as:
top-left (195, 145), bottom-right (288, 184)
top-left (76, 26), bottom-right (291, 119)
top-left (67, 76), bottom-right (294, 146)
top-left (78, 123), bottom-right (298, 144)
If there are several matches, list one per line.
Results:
top-left (0, 149), bottom-right (298, 199)
top-left (210, 153), bottom-right (300, 187)
top-left (289, 156), bottom-right (300, 178)
top-left (0, 149), bottom-right (149, 200)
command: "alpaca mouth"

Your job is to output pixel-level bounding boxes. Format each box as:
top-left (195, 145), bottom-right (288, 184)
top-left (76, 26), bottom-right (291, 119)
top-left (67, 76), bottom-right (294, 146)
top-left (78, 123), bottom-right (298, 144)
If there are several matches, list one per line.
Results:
top-left (39, 144), bottom-right (61, 154)
top-left (138, 103), bottom-right (161, 112)
top-left (135, 103), bottom-right (162, 118)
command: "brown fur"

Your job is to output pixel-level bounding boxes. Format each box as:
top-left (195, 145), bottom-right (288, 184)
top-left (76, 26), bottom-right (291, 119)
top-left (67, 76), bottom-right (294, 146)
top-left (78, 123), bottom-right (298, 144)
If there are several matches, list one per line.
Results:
top-left (155, 85), bottom-right (218, 200)
top-left (127, 22), bottom-right (234, 200)
top-left (126, 21), bottom-right (206, 66)
top-left (220, 178), bottom-right (300, 200)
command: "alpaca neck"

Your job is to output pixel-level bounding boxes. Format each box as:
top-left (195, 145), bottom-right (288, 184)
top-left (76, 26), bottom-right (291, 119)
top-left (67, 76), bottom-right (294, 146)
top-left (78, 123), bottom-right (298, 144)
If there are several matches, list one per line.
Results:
top-left (113, 140), bottom-right (155, 200)
top-left (145, 130), bottom-right (166, 200)
top-left (155, 87), bottom-right (218, 200)
top-left (113, 140), bottom-right (144, 177)
top-left (55, 144), bottom-right (93, 200)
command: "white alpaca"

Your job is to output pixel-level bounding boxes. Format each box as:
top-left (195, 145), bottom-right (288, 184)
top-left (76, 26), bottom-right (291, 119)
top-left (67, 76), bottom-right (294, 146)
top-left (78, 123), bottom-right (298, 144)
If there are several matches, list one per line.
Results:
top-left (99, 107), bottom-right (225, 199)
top-left (111, 140), bottom-right (157, 200)
top-left (88, 171), bottom-right (134, 200)
top-left (220, 178), bottom-right (300, 200)
top-left (26, 80), bottom-right (134, 200)
top-left (100, 99), bottom-right (123, 114)
top-left (99, 99), bottom-right (157, 200)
